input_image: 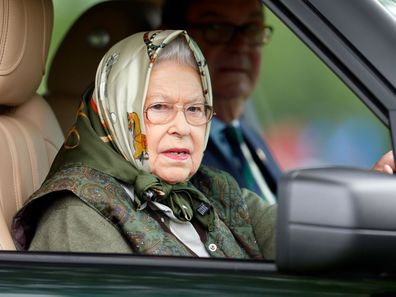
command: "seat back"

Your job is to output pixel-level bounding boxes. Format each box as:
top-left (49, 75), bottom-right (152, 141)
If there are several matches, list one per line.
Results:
top-left (0, 0), bottom-right (64, 249)
top-left (46, 0), bottom-right (158, 136)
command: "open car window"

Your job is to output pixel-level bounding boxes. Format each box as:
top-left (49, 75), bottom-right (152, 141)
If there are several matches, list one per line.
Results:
top-left (43, 0), bottom-right (394, 172)
top-left (251, 5), bottom-right (391, 171)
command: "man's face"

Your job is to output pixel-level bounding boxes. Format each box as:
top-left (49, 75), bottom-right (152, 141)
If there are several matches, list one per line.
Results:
top-left (186, 0), bottom-right (264, 121)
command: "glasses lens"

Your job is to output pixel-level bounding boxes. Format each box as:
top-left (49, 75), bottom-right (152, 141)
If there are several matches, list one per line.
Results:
top-left (146, 103), bottom-right (213, 125)
top-left (185, 103), bottom-right (213, 125)
top-left (241, 24), bottom-right (273, 45)
top-left (242, 23), bottom-right (264, 45)
top-left (196, 23), bottom-right (273, 46)
top-left (204, 24), bottom-right (234, 43)
top-left (146, 103), bottom-right (173, 124)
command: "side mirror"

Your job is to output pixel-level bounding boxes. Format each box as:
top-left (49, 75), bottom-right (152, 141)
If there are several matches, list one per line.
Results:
top-left (276, 167), bottom-right (396, 273)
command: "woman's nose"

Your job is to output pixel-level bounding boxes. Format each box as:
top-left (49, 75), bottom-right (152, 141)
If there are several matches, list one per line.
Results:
top-left (169, 110), bottom-right (191, 135)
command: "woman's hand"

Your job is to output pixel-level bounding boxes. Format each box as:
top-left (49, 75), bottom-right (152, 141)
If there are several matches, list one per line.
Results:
top-left (372, 150), bottom-right (395, 174)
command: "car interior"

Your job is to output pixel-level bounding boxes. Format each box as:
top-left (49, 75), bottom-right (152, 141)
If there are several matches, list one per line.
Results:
top-left (0, 0), bottom-right (161, 251)
top-left (0, 0), bottom-right (65, 250)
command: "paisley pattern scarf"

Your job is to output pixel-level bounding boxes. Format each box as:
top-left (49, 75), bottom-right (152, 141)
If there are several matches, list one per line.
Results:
top-left (49, 30), bottom-right (215, 230)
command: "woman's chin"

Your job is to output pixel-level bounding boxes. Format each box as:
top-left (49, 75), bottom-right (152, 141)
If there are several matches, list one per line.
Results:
top-left (155, 169), bottom-right (191, 184)
top-left (151, 157), bottom-right (196, 184)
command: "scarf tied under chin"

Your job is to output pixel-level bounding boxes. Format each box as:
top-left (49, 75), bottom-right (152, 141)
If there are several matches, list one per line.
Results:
top-left (133, 171), bottom-right (215, 231)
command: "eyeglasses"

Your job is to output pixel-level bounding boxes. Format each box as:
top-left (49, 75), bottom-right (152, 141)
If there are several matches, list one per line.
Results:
top-left (188, 23), bottom-right (273, 46)
top-left (144, 102), bottom-right (215, 126)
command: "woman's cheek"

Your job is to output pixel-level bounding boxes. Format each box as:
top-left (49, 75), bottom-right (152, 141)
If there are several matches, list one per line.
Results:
top-left (190, 131), bottom-right (206, 175)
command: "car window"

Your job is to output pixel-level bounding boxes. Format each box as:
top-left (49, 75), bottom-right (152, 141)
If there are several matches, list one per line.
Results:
top-left (378, 0), bottom-right (396, 18)
top-left (43, 1), bottom-right (392, 173)
top-left (251, 6), bottom-right (392, 171)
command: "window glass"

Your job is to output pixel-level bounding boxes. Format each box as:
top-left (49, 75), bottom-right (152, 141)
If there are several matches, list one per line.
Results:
top-left (378, 0), bottom-right (396, 18)
top-left (251, 7), bottom-right (391, 171)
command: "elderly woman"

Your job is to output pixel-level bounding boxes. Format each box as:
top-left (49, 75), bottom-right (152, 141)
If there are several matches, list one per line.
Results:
top-left (12, 30), bottom-right (275, 259)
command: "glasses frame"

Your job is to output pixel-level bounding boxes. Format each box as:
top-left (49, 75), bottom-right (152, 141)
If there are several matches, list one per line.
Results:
top-left (144, 102), bottom-right (215, 126)
top-left (187, 23), bottom-right (274, 46)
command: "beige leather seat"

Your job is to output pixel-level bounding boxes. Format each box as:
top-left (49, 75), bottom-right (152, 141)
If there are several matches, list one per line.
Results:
top-left (0, 0), bottom-right (64, 250)
top-left (46, 0), bottom-right (158, 136)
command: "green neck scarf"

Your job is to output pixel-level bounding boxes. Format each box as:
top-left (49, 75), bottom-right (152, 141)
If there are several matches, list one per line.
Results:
top-left (49, 30), bottom-right (214, 230)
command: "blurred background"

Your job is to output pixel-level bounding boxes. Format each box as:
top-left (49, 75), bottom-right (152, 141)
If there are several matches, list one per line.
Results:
top-left (40, 0), bottom-right (393, 172)
top-left (252, 7), bottom-right (392, 171)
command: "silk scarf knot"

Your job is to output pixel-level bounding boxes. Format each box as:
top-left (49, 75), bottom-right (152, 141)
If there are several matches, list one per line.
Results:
top-left (134, 171), bottom-right (215, 231)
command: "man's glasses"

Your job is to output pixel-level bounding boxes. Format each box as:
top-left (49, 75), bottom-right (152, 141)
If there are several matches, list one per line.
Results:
top-left (144, 102), bottom-right (215, 126)
top-left (188, 23), bottom-right (273, 46)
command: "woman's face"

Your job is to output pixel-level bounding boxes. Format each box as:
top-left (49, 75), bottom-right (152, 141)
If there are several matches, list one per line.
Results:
top-left (144, 60), bottom-right (207, 184)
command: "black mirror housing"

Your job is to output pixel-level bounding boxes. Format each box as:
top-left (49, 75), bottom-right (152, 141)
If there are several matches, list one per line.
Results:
top-left (276, 167), bottom-right (396, 273)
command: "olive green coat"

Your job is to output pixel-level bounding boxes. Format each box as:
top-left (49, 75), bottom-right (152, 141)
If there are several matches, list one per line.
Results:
top-left (12, 165), bottom-right (276, 259)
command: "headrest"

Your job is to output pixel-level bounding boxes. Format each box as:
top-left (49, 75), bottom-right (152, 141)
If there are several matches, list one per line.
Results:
top-left (47, 0), bottom-right (157, 96)
top-left (0, 0), bottom-right (53, 106)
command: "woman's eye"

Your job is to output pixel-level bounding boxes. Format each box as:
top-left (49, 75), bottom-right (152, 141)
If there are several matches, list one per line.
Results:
top-left (150, 103), bottom-right (170, 111)
top-left (187, 105), bottom-right (204, 113)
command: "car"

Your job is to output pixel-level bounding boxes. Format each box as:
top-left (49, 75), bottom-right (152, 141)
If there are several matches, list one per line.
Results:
top-left (1, 0), bottom-right (396, 295)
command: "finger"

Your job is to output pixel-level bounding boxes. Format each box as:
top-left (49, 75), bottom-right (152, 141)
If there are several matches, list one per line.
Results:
top-left (384, 164), bottom-right (394, 175)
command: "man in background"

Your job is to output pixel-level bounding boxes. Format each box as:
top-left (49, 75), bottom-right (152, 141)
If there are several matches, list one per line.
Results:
top-left (161, 0), bottom-right (281, 203)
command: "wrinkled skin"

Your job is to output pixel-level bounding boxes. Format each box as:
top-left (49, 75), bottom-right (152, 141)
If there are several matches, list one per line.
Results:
top-left (144, 61), bottom-right (207, 184)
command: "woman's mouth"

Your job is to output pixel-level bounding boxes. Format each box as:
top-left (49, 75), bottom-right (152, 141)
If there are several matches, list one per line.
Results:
top-left (162, 148), bottom-right (190, 161)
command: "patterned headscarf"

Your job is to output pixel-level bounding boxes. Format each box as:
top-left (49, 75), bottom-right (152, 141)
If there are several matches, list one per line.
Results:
top-left (92, 30), bottom-right (212, 172)
top-left (48, 30), bottom-right (215, 229)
